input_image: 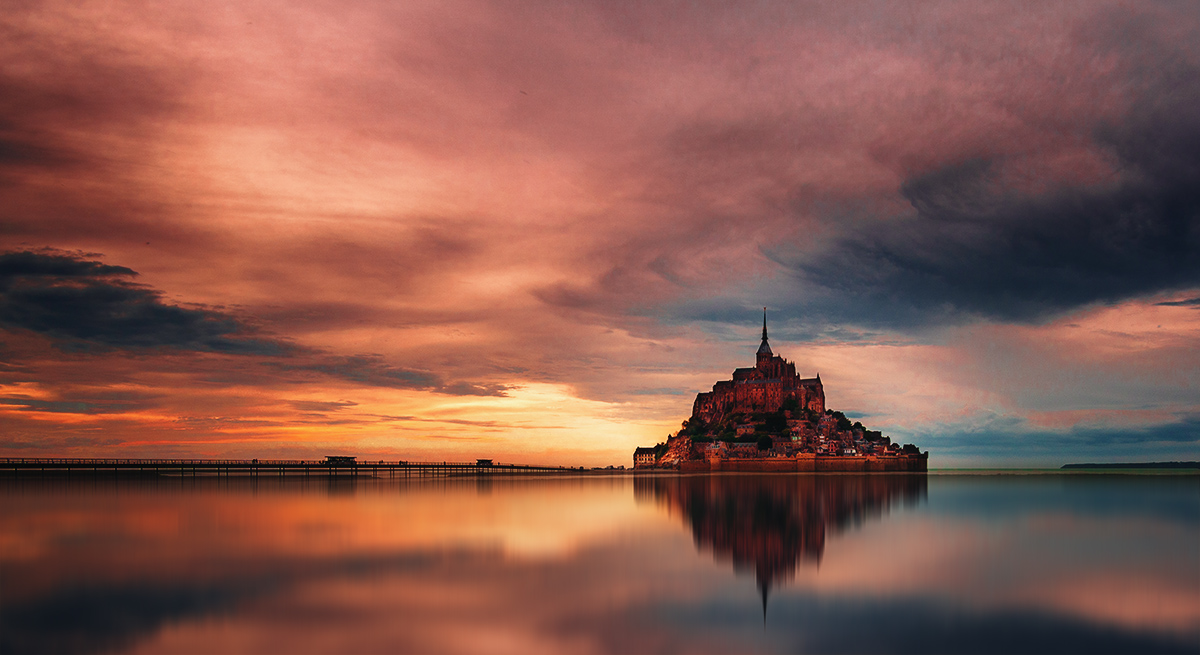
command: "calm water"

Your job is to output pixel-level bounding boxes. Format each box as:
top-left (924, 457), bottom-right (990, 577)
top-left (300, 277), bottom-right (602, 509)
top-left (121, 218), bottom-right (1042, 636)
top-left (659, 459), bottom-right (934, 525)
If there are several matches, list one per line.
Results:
top-left (1, 473), bottom-right (1196, 654)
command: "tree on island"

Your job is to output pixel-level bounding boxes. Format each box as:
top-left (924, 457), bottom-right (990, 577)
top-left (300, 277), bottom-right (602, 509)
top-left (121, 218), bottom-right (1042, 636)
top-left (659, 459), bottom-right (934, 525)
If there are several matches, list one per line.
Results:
top-left (827, 410), bottom-right (853, 432)
top-left (762, 411), bottom-right (788, 434)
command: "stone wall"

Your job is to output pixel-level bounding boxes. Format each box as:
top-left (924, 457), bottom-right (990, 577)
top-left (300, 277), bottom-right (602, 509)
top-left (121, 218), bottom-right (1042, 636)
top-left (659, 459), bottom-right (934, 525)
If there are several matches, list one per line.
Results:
top-left (678, 453), bottom-right (928, 473)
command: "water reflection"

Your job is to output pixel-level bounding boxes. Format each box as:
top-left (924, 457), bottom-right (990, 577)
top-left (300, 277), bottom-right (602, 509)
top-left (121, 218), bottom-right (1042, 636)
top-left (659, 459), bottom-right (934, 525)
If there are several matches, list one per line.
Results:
top-left (636, 474), bottom-right (926, 611)
top-left (0, 476), bottom-right (649, 655)
top-left (0, 474), bottom-right (1195, 654)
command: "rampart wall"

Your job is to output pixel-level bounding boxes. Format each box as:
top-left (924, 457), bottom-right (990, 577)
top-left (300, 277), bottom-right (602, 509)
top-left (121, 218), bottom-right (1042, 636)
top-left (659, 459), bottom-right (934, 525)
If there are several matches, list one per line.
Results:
top-left (677, 453), bottom-right (927, 473)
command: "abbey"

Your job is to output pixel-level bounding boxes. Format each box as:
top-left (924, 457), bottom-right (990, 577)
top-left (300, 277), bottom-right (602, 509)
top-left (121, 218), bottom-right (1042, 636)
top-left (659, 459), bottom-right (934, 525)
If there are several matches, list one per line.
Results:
top-left (636, 311), bottom-right (926, 471)
top-left (691, 311), bottom-right (825, 424)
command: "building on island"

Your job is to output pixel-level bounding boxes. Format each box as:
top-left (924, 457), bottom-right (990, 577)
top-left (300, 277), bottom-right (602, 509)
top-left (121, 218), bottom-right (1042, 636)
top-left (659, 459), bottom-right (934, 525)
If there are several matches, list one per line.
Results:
top-left (633, 447), bottom-right (658, 468)
top-left (691, 310), bottom-right (824, 424)
top-left (633, 310), bottom-right (927, 472)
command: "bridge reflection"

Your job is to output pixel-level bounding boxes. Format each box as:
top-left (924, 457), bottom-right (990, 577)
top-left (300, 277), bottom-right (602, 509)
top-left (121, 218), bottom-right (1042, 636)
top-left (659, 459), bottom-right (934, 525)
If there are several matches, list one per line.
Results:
top-left (635, 474), bottom-right (927, 611)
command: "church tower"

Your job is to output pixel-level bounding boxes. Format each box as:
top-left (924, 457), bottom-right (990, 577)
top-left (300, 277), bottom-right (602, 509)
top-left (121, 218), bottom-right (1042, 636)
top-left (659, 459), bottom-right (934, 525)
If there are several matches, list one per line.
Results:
top-left (756, 307), bottom-right (772, 369)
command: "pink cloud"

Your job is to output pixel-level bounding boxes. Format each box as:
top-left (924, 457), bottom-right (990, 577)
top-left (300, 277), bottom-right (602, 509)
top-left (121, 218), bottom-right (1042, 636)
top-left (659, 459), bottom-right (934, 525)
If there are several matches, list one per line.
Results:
top-left (1, 1), bottom-right (1196, 462)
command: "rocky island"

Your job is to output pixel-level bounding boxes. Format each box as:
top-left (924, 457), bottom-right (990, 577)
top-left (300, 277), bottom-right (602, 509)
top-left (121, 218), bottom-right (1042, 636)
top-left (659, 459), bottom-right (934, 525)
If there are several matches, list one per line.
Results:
top-left (635, 312), bottom-right (927, 472)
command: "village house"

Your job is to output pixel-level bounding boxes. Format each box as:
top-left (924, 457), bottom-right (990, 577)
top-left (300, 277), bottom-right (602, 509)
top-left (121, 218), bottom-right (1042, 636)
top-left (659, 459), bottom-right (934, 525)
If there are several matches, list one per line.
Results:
top-left (633, 447), bottom-right (658, 468)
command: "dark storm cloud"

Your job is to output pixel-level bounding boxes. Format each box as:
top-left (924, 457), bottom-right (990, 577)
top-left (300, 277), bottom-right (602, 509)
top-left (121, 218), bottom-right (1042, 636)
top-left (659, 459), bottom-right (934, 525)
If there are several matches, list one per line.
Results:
top-left (0, 249), bottom-right (136, 278)
top-left (911, 414), bottom-right (1200, 467)
top-left (0, 249), bottom-right (288, 355)
top-left (789, 72), bottom-right (1200, 329)
top-left (0, 250), bottom-right (508, 397)
top-left (1155, 297), bottom-right (1200, 307)
top-left (1071, 415), bottom-right (1200, 446)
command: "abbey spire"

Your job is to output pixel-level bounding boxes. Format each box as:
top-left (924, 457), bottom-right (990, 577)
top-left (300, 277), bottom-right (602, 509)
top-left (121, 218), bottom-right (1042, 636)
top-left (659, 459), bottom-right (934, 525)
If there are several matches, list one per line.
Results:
top-left (692, 310), bottom-right (826, 426)
top-left (756, 307), bottom-right (773, 360)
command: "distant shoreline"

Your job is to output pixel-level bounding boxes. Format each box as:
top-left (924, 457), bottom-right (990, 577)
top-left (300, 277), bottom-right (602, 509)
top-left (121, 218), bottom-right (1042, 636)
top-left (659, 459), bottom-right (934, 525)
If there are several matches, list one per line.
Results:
top-left (1060, 462), bottom-right (1199, 470)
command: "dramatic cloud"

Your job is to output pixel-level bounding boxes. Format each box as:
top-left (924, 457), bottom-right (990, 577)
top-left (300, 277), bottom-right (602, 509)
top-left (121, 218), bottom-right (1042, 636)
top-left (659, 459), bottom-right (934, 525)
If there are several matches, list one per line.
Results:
top-left (0, 249), bottom-right (286, 354)
top-left (789, 70), bottom-right (1200, 328)
top-left (1156, 297), bottom-right (1200, 307)
top-left (0, 250), bottom-right (505, 402)
top-left (0, 0), bottom-right (1196, 463)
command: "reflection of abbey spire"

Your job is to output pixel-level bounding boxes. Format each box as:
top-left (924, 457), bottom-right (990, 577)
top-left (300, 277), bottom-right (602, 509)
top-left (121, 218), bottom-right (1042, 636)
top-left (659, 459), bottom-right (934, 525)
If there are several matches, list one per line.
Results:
top-left (635, 474), bottom-right (926, 615)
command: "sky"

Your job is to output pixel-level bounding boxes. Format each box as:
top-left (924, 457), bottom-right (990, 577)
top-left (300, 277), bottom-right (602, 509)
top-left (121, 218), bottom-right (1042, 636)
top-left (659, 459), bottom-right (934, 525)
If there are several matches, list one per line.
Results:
top-left (0, 0), bottom-right (1197, 467)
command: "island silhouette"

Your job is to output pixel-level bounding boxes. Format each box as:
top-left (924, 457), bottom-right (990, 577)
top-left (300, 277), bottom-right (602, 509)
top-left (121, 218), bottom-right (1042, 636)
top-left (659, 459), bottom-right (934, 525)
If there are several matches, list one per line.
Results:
top-left (635, 311), bottom-right (927, 472)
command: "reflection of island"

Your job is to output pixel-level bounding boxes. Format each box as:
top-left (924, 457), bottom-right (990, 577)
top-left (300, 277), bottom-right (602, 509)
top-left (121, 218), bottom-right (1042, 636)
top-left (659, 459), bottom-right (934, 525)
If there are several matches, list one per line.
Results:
top-left (636, 474), bottom-right (927, 611)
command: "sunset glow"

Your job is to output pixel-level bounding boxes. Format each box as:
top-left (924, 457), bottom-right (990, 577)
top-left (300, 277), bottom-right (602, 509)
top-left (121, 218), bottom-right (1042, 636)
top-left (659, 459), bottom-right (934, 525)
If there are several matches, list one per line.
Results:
top-left (2, 1), bottom-right (1197, 466)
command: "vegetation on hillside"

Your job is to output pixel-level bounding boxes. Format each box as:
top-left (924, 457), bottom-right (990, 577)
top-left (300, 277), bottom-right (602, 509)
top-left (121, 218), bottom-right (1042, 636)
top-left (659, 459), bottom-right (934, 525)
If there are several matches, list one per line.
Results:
top-left (664, 401), bottom-right (923, 458)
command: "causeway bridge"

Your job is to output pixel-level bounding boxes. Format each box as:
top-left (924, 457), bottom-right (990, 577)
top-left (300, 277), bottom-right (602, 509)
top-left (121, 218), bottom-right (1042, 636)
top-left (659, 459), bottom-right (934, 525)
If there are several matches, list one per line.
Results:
top-left (0, 457), bottom-right (579, 478)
